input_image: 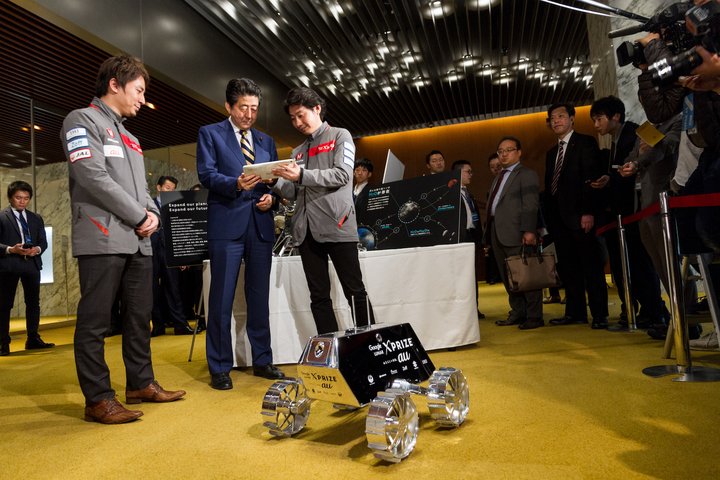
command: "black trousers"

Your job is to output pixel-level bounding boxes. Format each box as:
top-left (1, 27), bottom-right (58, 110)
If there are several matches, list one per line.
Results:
top-left (551, 222), bottom-right (608, 320)
top-left (151, 243), bottom-right (187, 330)
top-left (74, 253), bottom-right (154, 404)
top-left (0, 266), bottom-right (41, 346)
top-left (298, 230), bottom-right (375, 335)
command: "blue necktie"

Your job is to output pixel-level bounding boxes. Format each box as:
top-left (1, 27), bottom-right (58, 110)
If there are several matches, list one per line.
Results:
top-left (17, 211), bottom-right (32, 244)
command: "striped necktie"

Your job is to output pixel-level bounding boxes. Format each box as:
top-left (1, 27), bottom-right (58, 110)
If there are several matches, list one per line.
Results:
top-left (16, 211), bottom-right (32, 244)
top-left (241, 130), bottom-right (255, 165)
top-left (551, 140), bottom-right (565, 195)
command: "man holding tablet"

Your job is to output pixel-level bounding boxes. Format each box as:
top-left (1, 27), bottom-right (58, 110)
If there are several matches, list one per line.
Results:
top-left (197, 78), bottom-right (285, 390)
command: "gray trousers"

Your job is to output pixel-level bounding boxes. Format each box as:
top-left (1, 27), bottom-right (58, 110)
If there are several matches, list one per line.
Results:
top-left (491, 225), bottom-right (543, 321)
top-left (74, 253), bottom-right (154, 404)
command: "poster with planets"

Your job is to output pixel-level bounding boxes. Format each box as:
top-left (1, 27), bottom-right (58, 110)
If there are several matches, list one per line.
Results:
top-left (357, 170), bottom-right (463, 250)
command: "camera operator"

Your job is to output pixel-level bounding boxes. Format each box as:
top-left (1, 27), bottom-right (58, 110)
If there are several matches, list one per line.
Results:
top-left (618, 31), bottom-right (703, 340)
top-left (676, 0), bottom-right (720, 348)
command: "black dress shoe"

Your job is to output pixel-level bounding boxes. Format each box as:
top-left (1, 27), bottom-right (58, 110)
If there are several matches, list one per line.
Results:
top-left (591, 318), bottom-right (609, 329)
top-left (0, 344), bottom-right (9, 356)
top-left (496, 317), bottom-right (524, 326)
top-left (253, 364), bottom-right (286, 380)
top-left (25, 337), bottom-right (55, 349)
top-left (174, 324), bottom-right (194, 335)
top-left (549, 316), bottom-right (587, 326)
top-left (210, 372), bottom-right (233, 390)
top-left (518, 318), bottom-right (544, 330)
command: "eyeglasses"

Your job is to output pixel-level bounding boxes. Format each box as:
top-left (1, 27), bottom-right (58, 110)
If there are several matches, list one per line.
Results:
top-left (496, 147), bottom-right (518, 156)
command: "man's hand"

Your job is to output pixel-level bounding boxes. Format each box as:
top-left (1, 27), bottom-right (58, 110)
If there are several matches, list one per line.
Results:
top-left (580, 214), bottom-right (594, 233)
top-left (8, 243), bottom-right (40, 256)
top-left (271, 162), bottom-right (301, 182)
top-left (522, 231), bottom-right (537, 246)
top-left (590, 175), bottom-right (610, 189)
top-left (237, 173), bottom-right (262, 191)
top-left (135, 210), bottom-right (159, 237)
top-left (256, 193), bottom-right (273, 212)
top-left (619, 161), bottom-right (637, 177)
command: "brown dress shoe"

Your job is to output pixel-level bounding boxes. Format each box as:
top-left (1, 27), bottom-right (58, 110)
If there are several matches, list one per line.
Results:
top-left (84, 398), bottom-right (143, 424)
top-left (126, 380), bottom-right (186, 404)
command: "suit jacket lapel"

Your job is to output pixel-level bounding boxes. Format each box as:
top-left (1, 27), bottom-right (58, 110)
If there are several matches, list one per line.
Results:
top-left (4, 207), bottom-right (22, 238)
top-left (222, 120), bottom-right (246, 167)
top-left (498, 166), bottom-right (520, 203)
top-left (251, 128), bottom-right (270, 164)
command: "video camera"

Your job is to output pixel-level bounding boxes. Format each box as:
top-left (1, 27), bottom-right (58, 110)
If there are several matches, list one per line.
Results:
top-left (609, 1), bottom-right (720, 85)
top-left (614, 3), bottom-right (696, 68)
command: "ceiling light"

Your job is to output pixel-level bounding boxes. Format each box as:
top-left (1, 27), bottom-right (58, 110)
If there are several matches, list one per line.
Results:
top-left (218, 1), bottom-right (238, 20)
top-left (467, 0), bottom-right (500, 10)
top-left (477, 64), bottom-right (497, 76)
top-left (262, 17), bottom-right (280, 35)
top-left (444, 70), bottom-right (463, 83)
top-left (455, 55), bottom-right (481, 69)
top-left (303, 60), bottom-right (316, 74)
top-left (421, 0), bottom-right (454, 19)
top-left (145, 102), bottom-right (157, 110)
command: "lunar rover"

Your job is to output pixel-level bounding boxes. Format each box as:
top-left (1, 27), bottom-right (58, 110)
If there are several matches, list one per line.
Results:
top-left (260, 323), bottom-right (469, 462)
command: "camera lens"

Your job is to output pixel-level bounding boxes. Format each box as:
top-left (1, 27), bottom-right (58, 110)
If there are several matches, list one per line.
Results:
top-left (649, 48), bottom-right (702, 85)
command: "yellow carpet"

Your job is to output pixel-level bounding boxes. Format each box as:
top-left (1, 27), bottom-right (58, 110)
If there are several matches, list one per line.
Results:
top-left (2, 283), bottom-right (720, 480)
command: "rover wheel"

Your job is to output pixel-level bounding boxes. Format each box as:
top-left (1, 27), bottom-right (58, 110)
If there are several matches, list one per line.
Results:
top-left (261, 378), bottom-right (311, 436)
top-left (426, 367), bottom-right (469, 427)
top-left (365, 389), bottom-right (419, 462)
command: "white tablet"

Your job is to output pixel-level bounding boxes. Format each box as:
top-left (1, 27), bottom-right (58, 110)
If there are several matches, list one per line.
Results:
top-left (242, 159), bottom-right (294, 180)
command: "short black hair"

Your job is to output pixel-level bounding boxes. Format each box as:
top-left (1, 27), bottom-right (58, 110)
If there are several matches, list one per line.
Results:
top-left (226, 78), bottom-right (262, 107)
top-left (547, 102), bottom-right (575, 119)
top-left (451, 159), bottom-right (471, 171)
top-left (157, 176), bottom-right (178, 187)
top-left (590, 95), bottom-right (626, 123)
top-left (487, 152), bottom-right (498, 162)
top-left (425, 150), bottom-right (444, 164)
top-left (7, 180), bottom-right (33, 200)
top-left (497, 136), bottom-right (522, 150)
top-left (284, 87), bottom-right (326, 119)
top-left (95, 55), bottom-right (149, 98)
top-left (354, 158), bottom-right (374, 173)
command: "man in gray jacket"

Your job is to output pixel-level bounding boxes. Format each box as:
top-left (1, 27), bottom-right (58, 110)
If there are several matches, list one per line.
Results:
top-left (487, 137), bottom-right (543, 330)
top-left (61, 55), bottom-right (185, 424)
top-left (273, 87), bottom-right (374, 334)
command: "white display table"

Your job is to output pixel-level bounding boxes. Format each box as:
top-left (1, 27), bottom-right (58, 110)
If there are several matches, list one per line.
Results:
top-left (202, 243), bottom-right (481, 366)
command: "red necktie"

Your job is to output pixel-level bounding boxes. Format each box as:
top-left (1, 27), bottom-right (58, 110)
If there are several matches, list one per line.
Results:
top-left (487, 169), bottom-right (508, 217)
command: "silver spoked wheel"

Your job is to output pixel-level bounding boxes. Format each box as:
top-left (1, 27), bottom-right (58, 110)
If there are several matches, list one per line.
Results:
top-left (365, 389), bottom-right (419, 462)
top-left (261, 379), bottom-right (311, 437)
top-left (427, 367), bottom-right (469, 427)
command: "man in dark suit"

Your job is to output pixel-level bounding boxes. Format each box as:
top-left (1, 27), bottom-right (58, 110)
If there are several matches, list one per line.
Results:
top-left (0, 181), bottom-right (53, 355)
top-left (486, 138), bottom-right (543, 330)
top-left (544, 103), bottom-right (609, 329)
top-left (150, 175), bottom-right (194, 336)
top-left (452, 159), bottom-right (486, 319)
top-left (589, 96), bottom-right (666, 330)
top-left (197, 78), bottom-right (284, 390)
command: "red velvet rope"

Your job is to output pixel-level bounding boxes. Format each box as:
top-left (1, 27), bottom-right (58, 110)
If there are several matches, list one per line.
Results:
top-left (595, 192), bottom-right (720, 235)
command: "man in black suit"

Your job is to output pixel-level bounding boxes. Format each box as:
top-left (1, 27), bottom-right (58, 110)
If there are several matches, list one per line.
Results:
top-left (453, 159), bottom-right (485, 319)
top-left (150, 175), bottom-right (194, 336)
top-left (0, 181), bottom-right (53, 356)
top-left (353, 158), bottom-right (373, 222)
top-left (544, 103), bottom-right (609, 329)
top-left (589, 96), bottom-right (666, 330)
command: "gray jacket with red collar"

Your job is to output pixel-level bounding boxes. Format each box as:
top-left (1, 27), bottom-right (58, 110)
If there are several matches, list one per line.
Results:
top-left (274, 121), bottom-right (358, 244)
top-left (60, 97), bottom-right (158, 257)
